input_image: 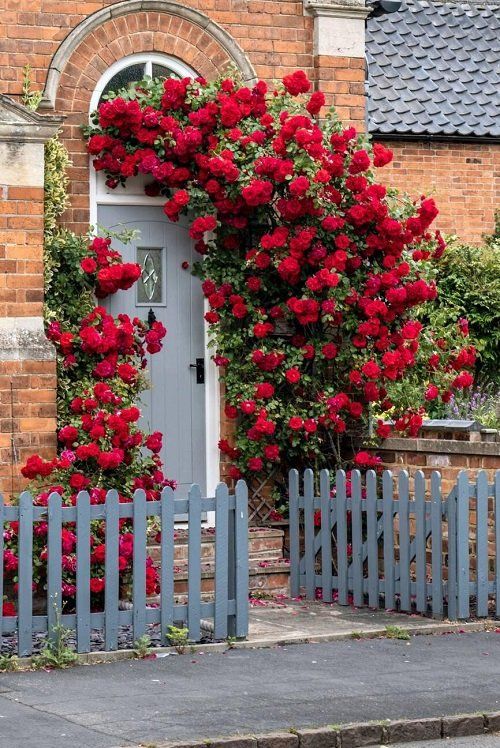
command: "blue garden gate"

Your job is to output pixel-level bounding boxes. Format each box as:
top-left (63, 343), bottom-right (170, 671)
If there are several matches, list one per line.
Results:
top-left (290, 469), bottom-right (500, 620)
top-left (1, 481), bottom-right (249, 656)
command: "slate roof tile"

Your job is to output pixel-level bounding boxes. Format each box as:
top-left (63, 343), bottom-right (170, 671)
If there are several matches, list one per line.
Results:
top-left (366, 0), bottom-right (500, 137)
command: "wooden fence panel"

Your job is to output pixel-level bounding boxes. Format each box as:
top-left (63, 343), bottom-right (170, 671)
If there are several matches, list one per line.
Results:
top-left (104, 490), bottom-right (120, 651)
top-left (160, 487), bottom-right (175, 645)
top-left (132, 490), bottom-right (147, 641)
top-left (289, 468), bottom-right (499, 622)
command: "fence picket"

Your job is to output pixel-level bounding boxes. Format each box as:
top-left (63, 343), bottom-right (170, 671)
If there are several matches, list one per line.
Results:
top-left (234, 480), bottom-right (249, 638)
top-left (495, 471), bottom-right (500, 619)
top-left (303, 469), bottom-right (316, 600)
top-left (76, 491), bottom-right (91, 653)
top-left (457, 471), bottom-right (470, 619)
top-left (415, 471), bottom-right (427, 614)
top-left (382, 471), bottom-right (395, 610)
top-left (47, 492), bottom-right (63, 644)
top-left (289, 469), bottom-right (300, 598)
top-left (398, 471), bottom-right (411, 612)
top-left (430, 472), bottom-right (443, 618)
top-left (18, 492), bottom-right (33, 656)
top-left (447, 485), bottom-right (458, 620)
top-left (476, 471), bottom-right (489, 617)
top-left (133, 489), bottom-right (147, 641)
top-left (214, 483), bottom-right (229, 639)
top-left (187, 484), bottom-right (202, 641)
top-left (351, 470), bottom-right (363, 607)
top-left (160, 487), bottom-right (175, 645)
top-left (320, 470), bottom-right (332, 603)
top-left (366, 471), bottom-right (379, 608)
top-left (336, 470), bottom-right (348, 605)
top-left (104, 490), bottom-right (119, 651)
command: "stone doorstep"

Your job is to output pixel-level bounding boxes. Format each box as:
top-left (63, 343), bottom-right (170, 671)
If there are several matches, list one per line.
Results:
top-left (148, 527), bottom-right (285, 564)
top-left (145, 558), bottom-right (291, 599)
top-left (150, 711), bottom-right (500, 748)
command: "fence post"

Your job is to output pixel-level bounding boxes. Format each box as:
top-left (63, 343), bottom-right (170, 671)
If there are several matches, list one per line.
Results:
top-left (320, 469), bottom-right (332, 603)
top-left (382, 471), bottom-right (395, 610)
top-left (366, 470), bottom-right (379, 609)
top-left (303, 469), bottom-right (315, 600)
top-left (187, 484), bottom-right (202, 641)
top-left (336, 470), bottom-right (348, 605)
top-left (351, 470), bottom-right (363, 608)
top-left (415, 471), bottom-right (427, 614)
top-left (214, 483), bottom-right (229, 639)
top-left (160, 486), bottom-right (175, 645)
top-left (430, 472), bottom-right (443, 619)
top-left (447, 483), bottom-right (458, 620)
top-left (18, 492), bottom-right (33, 656)
top-left (398, 471), bottom-right (411, 612)
top-left (475, 471), bottom-right (489, 618)
top-left (234, 480), bottom-right (249, 638)
top-left (456, 471), bottom-right (470, 619)
top-left (104, 490), bottom-right (119, 651)
top-left (289, 469), bottom-right (300, 598)
top-left (133, 489), bottom-right (147, 641)
top-left (76, 491), bottom-right (91, 653)
top-left (47, 492), bottom-right (63, 644)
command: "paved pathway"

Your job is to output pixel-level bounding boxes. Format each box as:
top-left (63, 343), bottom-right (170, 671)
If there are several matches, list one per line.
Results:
top-left (0, 630), bottom-right (499, 748)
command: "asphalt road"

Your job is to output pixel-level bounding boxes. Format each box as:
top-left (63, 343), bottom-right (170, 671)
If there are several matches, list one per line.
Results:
top-left (0, 631), bottom-right (499, 748)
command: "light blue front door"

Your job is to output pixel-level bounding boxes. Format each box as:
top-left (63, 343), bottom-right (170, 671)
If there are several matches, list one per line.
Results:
top-left (98, 204), bottom-right (207, 497)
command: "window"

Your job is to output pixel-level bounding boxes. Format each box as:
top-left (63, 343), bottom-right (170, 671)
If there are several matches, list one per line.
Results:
top-left (91, 54), bottom-right (197, 108)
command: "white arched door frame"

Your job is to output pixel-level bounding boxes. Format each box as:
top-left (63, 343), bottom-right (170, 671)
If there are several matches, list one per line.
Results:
top-left (89, 53), bottom-right (220, 502)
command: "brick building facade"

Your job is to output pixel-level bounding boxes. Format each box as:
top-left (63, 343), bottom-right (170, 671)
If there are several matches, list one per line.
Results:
top-left (0, 0), bottom-right (498, 497)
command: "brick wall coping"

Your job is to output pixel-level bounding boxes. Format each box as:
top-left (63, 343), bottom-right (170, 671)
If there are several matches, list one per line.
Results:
top-left (40, 0), bottom-right (256, 110)
top-left (379, 437), bottom-right (499, 457)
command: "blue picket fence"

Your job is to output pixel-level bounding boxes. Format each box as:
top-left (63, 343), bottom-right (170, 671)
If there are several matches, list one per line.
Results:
top-left (290, 469), bottom-right (500, 620)
top-left (1, 482), bottom-right (249, 656)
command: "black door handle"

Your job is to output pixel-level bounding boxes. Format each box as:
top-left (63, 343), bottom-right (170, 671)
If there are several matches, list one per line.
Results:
top-left (189, 358), bottom-right (205, 384)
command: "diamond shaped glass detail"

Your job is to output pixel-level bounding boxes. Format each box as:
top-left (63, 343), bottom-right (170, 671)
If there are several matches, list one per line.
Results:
top-left (137, 248), bottom-right (163, 304)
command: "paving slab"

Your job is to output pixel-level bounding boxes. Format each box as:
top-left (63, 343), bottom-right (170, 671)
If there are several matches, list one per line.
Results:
top-left (0, 630), bottom-right (499, 748)
top-left (246, 600), bottom-right (463, 644)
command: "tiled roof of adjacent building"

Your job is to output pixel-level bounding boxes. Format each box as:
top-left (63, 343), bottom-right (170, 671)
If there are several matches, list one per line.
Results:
top-left (366, 0), bottom-right (500, 138)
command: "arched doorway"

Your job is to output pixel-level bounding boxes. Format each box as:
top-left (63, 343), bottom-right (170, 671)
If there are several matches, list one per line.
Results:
top-left (90, 55), bottom-right (219, 498)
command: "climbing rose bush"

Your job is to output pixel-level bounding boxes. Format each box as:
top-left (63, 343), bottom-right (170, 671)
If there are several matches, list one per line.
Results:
top-left (85, 70), bottom-right (475, 495)
top-left (3, 235), bottom-right (172, 609)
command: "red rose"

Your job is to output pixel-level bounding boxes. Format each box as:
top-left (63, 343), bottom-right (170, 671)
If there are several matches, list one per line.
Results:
top-left (81, 257), bottom-right (97, 274)
top-left (283, 70), bottom-right (311, 95)
top-left (289, 416), bottom-right (303, 431)
top-left (264, 444), bottom-right (280, 461)
top-left (90, 577), bottom-right (105, 594)
top-left (145, 432), bottom-right (163, 453)
top-left (285, 368), bottom-right (301, 384)
top-left (373, 143), bottom-right (393, 167)
top-left (255, 382), bottom-right (275, 399)
top-left (425, 384), bottom-right (439, 401)
top-left (306, 91), bottom-right (325, 115)
top-left (240, 400), bottom-right (256, 415)
top-left (247, 457), bottom-right (263, 471)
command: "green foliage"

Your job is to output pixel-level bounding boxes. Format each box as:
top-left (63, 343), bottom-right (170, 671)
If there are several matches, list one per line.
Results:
top-left (427, 223), bottom-right (500, 385)
top-left (133, 634), bottom-right (152, 658)
top-left (166, 624), bottom-right (189, 654)
top-left (21, 64), bottom-right (42, 111)
top-left (0, 653), bottom-right (20, 672)
top-left (385, 625), bottom-right (410, 640)
top-left (44, 134), bottom-right (71, 240)
top-left (32, 612), bottom-right (78, 669)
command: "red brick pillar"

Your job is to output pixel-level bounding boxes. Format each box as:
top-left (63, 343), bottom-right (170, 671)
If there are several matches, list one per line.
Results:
top-left (305, 0), bottom-right (369, 131)
top-left (0, 96), bottom-right (62, 498)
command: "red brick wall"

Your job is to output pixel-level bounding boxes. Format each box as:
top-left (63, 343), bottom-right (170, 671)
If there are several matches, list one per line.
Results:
top-left (0, 185), bottom-right (45, 318)
top-left (378, 139), bottom-right (500, 244)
